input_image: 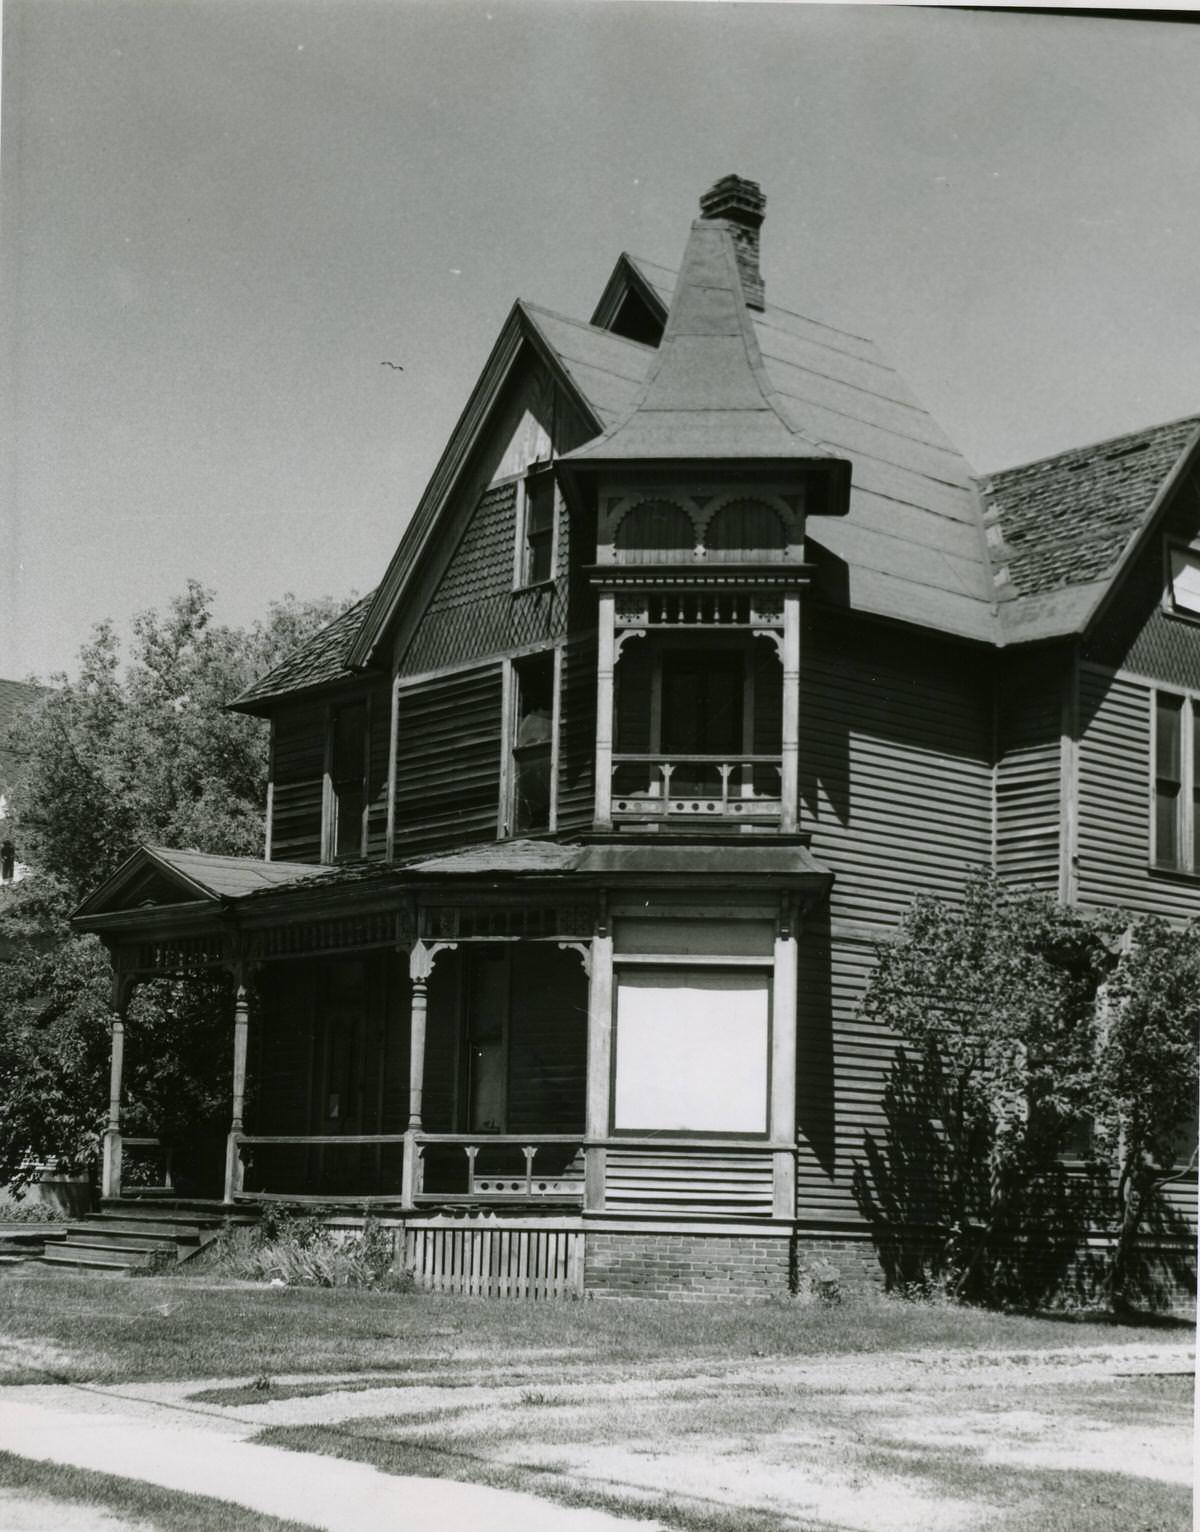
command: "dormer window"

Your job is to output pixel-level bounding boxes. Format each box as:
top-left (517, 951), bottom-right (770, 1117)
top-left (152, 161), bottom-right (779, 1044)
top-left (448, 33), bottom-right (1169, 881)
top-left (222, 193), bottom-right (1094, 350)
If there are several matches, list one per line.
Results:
top-left (1167, 543), bottom-right (1200, 617)
top-left (517, 465), bottom-right (556, 587)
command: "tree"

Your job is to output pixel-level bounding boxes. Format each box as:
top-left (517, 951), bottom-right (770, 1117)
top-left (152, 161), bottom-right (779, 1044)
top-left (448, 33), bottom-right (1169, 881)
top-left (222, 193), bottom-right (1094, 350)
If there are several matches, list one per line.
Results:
top-left (0, 583), bottom-right (353, 1192)
top-left (857, 874), bottom-right (1199, 1308)
top-left (1094, 917), bottom-right (1200, 1310)
top-left (10, 581), bottom-right (354, 902)
top-left (858, 873), bottom-right (1118, 1300)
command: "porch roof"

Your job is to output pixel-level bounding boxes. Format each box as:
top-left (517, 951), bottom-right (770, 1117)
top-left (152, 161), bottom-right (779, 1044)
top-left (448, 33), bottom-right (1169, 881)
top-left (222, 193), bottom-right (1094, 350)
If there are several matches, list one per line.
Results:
top-left (74, 837), bottom-right (833, 934)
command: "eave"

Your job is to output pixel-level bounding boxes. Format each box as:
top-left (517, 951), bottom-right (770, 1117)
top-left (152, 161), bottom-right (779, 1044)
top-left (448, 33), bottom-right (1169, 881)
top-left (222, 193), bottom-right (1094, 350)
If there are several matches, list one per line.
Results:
top-left (345, 302), bottom-right (606, 673)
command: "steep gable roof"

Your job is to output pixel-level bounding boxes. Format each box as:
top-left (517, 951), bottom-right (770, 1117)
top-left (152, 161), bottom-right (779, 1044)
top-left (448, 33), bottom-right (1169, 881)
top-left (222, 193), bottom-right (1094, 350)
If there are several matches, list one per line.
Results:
top-left (981, 415), bottom-right (1200, 641)
top-left (229, 593), bottom-right (376, 713)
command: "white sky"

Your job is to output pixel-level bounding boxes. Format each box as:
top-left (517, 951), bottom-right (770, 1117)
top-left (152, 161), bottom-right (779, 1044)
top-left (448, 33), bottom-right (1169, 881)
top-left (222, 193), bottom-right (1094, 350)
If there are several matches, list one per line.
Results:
top-left (3, 2), bottom-right (1199, 679)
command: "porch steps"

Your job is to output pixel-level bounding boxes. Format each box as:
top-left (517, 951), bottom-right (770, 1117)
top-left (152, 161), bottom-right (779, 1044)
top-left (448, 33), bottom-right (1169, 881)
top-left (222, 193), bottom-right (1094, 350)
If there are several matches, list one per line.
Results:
top-left (39, 1201), bottom-right (255, 1274)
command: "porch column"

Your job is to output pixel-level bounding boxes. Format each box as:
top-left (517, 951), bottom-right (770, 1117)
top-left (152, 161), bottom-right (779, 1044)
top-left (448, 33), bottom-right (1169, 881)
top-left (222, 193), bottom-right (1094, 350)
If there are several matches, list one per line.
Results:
top-left (401, 941), bottom-right (454, 1207)
top-left (780, 592), bottom-right (801, 834)
top-left (223, 982), bottom-right (250, 1203)
top-left (595, 591), bottom-right (616, 830)
top-left (771, 899), bottom-right (799, 1219)
top-left (584, 920), bottom-right (614, 1211)
top-left (101, 976), bottom-right (132, 1200)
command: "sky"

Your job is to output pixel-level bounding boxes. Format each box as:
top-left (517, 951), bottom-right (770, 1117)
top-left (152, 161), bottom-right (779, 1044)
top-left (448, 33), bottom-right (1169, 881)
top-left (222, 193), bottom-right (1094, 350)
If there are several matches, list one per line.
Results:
top-left (2, 1), bottom-right (1199, 680)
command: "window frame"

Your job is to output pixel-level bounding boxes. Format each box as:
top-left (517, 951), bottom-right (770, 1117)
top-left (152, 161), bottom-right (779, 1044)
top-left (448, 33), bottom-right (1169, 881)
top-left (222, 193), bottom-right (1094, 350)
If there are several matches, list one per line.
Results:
top-left (500, 647), bottom-right (561, 839)
top-left (324, 698), bottom-right (370, 863)
top-left (609, 954), bottom-right (775, 1141)
top-left (1150, 686), bottom-right (1198, 876)
top-left (513, 462), bottom-right (559, 591)
top-left (1162, 538), bottom-right (1200, 625)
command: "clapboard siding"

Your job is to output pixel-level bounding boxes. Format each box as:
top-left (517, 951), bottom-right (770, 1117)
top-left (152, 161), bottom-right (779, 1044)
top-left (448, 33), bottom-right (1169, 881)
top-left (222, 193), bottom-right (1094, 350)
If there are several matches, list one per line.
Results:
top-left (393, 665), bottom-right (503, 856)
top-left (995, 650), bottom-right (1064, 892)
top-left (793, 615), bottom-right (992, 1223)
top-left (1078, 667), bottom-right (1200, 921)
top-left (799, 612), bottom-right (994, 930)
top-left (270, 702), bottom-right (326, 863)
top-left (557, 633), bottom-right (598, 832)
top-left (604, 1148), bottom-right (775, 1217)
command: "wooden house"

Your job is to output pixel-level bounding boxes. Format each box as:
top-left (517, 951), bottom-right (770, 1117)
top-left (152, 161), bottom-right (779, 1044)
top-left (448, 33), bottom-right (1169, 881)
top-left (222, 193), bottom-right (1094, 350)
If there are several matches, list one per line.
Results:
top-left (72, 177), bottom-right (1199, 1298)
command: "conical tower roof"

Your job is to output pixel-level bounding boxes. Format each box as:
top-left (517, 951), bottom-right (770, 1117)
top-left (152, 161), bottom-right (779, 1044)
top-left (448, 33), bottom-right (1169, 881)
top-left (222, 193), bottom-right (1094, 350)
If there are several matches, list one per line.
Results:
top-left (559, 191), bottom-right (849, 473)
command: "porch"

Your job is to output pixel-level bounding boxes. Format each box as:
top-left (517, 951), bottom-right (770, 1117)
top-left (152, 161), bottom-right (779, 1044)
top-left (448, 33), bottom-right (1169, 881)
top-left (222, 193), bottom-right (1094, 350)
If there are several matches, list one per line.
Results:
top-left (72, 840), bottom-right (831, 1293)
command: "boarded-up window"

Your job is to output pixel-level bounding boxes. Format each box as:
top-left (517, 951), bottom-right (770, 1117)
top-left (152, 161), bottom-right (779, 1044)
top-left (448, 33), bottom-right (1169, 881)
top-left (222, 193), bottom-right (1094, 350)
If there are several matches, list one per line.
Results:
top-left (612, 968), bottom-right (770, 1135)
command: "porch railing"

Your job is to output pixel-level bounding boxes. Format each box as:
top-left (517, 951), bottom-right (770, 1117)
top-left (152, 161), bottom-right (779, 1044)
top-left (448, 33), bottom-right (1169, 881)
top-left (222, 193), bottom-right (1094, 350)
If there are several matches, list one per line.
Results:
top-left (413, 1134), bottom-right (585, 1204)
top-left (611, 755), bottom-right (782, 822)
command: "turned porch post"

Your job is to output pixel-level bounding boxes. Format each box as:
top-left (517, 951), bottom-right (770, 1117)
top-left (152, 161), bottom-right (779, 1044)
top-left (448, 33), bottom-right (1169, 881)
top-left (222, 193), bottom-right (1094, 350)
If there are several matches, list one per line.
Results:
top-left (771, 898), bottom-right (800, 1220)
top-left (223, 980), bottom-right (251, 1203)
top-left (584, 914), bottom-right (614, 1212)
top-left (100, 975), bottom-right (132, 1200)
top-left (779, 592), bottom-right (801, 834)
top-left (595, 592), bottom-right (616, 830)
top-left (401, 940), bottom-right (455, 1207)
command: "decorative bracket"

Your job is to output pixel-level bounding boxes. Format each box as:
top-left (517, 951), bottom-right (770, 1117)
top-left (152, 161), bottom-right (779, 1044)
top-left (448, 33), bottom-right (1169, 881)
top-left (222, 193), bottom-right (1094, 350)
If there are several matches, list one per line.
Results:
top-left (613, 628), bottom-right (647, 662)
top-left (410, 938), bottom-right (458, 983)
top-left (752, 627), bottom-right (786, 660)
top-left (556, 940), bottom-right (592, 978)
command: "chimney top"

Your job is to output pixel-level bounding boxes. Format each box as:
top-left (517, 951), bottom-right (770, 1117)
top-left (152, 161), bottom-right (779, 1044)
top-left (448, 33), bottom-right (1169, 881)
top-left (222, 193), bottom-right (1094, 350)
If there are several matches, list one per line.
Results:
top-left (698, 175), bottom-right (766, 310)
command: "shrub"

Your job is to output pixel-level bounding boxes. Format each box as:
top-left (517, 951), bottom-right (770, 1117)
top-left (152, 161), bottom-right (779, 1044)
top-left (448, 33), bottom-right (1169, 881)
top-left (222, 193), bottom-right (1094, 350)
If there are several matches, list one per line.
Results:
top-left (197, 1208), bottom-right (413, 1292)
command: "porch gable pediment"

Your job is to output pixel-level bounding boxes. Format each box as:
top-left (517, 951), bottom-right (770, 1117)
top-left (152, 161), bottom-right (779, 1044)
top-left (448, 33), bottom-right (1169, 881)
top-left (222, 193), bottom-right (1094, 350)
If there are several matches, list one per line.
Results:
top-left (72, 845), bottom-right (330, 925)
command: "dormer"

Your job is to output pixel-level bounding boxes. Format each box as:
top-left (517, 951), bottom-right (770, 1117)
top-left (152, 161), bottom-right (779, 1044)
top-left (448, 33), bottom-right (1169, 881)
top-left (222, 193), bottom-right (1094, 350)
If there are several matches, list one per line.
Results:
top-left (559, 177), bottom-right (850, 837)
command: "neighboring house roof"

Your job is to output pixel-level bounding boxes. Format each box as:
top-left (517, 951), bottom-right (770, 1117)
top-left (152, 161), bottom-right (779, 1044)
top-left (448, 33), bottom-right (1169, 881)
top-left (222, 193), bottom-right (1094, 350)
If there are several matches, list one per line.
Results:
top-left (981, 415), bottom-right (1200, 642)
top-left (0, 678), bottom-right (47, 796)
top-left (230, 594), bottom-right (376, 713)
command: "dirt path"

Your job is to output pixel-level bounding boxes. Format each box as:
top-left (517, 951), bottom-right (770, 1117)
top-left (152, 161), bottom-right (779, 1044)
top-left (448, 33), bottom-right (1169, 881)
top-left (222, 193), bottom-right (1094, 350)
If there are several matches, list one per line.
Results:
top-left (0, 1341), bottom-right (1191, 1532)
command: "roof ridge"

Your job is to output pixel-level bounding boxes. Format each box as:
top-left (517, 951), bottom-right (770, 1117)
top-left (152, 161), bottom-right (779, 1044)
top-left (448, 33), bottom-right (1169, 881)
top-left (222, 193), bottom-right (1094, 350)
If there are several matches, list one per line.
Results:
top-left (981, 412), bottom-right (1200, 482)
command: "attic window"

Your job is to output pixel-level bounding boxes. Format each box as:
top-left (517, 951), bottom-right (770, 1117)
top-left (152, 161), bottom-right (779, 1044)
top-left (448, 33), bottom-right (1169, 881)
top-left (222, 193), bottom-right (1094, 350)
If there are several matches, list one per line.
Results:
top-left (518, 465), bottom-right (556, 587)
top-left (1167, 545), bottom-right (1200, 617)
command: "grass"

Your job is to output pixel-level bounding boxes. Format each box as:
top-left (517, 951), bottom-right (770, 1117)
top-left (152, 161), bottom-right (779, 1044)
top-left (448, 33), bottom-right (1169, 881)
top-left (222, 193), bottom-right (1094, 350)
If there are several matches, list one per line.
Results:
top-left (0, 1450), bottom-right (315, 1532)
top-left (253, 1368), bottom-right (1195, 1532)
top-left (0, 1264), bottom-right (1183, 1386)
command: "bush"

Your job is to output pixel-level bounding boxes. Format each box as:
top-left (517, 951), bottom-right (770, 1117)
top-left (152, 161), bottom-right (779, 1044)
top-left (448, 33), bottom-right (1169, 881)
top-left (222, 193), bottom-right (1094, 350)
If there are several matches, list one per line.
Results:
top-left (198, 1208), bottom-right (413, 1292)
top-left (0, 1201), bottom-right (70, 1224)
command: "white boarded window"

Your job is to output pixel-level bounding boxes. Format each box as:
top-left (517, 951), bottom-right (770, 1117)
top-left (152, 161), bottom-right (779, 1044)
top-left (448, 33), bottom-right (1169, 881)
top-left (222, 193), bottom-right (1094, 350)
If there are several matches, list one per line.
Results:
top-left (1168, 546), bottom-right (1200, 616)
top-left (613, 968), bottom-right (769, 1135)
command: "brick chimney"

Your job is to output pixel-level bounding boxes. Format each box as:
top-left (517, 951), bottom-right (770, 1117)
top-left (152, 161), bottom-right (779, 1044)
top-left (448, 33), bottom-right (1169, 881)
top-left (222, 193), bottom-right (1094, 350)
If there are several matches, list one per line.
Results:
top-left (698, 174), bottom-right (767, 310)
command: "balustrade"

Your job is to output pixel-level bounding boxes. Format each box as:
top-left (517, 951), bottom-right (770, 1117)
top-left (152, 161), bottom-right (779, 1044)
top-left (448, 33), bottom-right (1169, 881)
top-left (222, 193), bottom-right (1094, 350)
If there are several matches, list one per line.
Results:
top-left (610, 754), bottom-right (783, 822)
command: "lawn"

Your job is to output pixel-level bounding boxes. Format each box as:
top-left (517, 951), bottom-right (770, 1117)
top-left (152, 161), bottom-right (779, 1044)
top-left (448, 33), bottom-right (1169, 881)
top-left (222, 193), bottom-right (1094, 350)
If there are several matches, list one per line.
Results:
top-left (0, 1264), bottom-right (1182, 1386)
top-left (0, 1451), bottom-right (313, 1532)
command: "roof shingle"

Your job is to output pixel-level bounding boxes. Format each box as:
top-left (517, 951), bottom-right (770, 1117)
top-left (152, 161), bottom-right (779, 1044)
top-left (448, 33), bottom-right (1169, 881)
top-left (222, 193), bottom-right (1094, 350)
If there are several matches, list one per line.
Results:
top-left (982, 416), bottom-right (1200, 601)
top-left (230, 594), bottom-right (376, 711)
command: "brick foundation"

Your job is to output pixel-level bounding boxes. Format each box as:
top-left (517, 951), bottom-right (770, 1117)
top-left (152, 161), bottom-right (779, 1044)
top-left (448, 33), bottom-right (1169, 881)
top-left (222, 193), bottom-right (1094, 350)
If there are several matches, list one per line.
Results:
top-left (585, 1230), bottom-right (791, 1300)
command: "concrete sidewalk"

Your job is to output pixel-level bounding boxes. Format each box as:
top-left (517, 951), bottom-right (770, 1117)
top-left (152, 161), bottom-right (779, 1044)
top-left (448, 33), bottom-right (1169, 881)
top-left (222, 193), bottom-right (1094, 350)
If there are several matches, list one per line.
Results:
top-left (0, 1393), bottom-right (664, 1532)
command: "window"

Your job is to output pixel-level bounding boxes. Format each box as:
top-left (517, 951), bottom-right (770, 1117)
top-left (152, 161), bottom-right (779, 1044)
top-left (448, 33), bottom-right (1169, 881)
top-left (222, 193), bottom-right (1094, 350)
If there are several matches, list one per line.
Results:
top-left (0, 840), bottom-right (14, 884)
top-left (518, 466), bottom-right (556, 586)
top-left (510, 653), bottom-right (555, 834)
top-left (1153, 690), bottom-right (1199, 873)
top-left (1166, 543), bottom-right (1200, 617)
top-left (330, 701), bottom-right (367, 860)
top-left (612, 967), bottom-right (770, 1135)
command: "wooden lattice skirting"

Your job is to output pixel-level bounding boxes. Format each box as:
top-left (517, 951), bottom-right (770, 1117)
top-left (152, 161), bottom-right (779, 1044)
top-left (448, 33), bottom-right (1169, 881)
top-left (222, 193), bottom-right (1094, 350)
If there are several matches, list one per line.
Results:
top-left (404, 1220), bottom-right (584, 1299)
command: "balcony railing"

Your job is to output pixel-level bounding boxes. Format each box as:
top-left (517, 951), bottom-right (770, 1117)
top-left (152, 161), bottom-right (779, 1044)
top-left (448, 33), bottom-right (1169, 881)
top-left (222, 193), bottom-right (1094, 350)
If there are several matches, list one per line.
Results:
top-left (611, 755), bottom-right (782, 823)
